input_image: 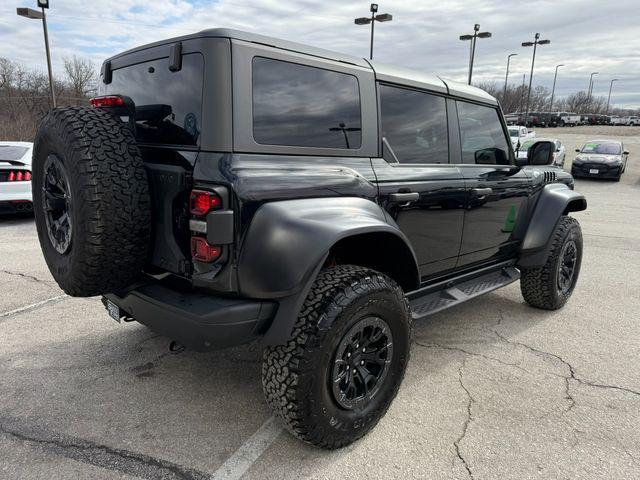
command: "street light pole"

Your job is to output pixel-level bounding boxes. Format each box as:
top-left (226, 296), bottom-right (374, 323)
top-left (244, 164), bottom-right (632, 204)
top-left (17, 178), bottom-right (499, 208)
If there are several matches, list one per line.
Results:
top-left (521, 33), bottom-right (550, 127)
top-left (549, 63), bottom-right (564, 112)
top-left (41, 7), bottom-right (55, 108)
top-left (355, 4), bottom-right (393, 60)
top-left (587, 72), bottom-right (598, 103)
top-left (503, 53), bottom-right (517, 103)
top-left (606, 78), bottom-right (618, 114)
top-left (17, 1), bottom-right (56, 108)
top-left (459, 24), bottom-right (492, 85)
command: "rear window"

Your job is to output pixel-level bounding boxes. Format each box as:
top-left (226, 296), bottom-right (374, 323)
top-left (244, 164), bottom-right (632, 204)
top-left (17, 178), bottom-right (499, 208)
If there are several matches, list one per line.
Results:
top-left (252, 57), bottom-right (361, 149)
top-left (101, 53), bottom-right (204, 147)
top-left (0, 146), bottom-right (28, 161)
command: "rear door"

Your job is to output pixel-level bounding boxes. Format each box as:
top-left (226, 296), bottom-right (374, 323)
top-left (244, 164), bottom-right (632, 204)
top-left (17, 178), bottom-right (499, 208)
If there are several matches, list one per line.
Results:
top-left (372, 84), bottom-right (466, 278)
top-left (453, 100), bottom-right (532, 267)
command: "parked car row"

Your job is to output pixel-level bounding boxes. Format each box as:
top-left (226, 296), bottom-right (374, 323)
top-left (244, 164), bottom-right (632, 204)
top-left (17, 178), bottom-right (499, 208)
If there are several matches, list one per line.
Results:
top-left (505, 112), bottom-right (639, 127)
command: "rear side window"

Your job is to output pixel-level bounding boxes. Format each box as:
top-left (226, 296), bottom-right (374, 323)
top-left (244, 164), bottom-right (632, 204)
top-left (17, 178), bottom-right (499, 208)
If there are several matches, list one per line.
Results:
top-left (101, 53), bottom-right (203, 147)
top-left (379, 84), bottom-right (448, 164)
top-left (457, 102), bottom-right (510, 165)
top-left (252, 57), bottom-right (361, 149)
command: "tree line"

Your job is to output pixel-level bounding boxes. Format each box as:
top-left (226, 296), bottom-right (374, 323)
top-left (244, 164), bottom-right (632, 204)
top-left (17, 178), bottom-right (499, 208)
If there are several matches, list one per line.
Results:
top-left (0, 56), bottom-right (96, 141)
top-left (476, 80), bottom-right (638, 116)
top-left (2, 58), bottom-right (639, 142)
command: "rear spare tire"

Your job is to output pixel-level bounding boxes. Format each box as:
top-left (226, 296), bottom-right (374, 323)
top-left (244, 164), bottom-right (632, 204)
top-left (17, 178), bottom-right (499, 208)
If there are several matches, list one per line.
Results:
top-left (33, 106), bottom-right (150, 297)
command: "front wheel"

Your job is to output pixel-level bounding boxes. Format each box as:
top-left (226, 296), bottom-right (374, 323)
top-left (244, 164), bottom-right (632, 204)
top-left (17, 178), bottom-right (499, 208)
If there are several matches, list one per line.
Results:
top-left (262, 265), bottom-right (411, 449)
top-left (520, 216), bottom-right (583, 310)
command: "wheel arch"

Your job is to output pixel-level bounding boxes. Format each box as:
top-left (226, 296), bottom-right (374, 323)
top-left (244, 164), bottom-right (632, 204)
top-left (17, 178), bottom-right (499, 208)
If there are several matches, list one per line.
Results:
top-left (518, 183), bottom-right (586, 268)
top-left (236, 197), bottom-right (419, 345)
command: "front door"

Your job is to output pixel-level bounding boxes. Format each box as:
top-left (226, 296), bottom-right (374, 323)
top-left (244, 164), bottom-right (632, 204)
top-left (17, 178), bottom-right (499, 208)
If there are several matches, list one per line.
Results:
top-left (453, 100), bottom-right (532, 267)
top-left (372, 84), bottom-right (466, 278)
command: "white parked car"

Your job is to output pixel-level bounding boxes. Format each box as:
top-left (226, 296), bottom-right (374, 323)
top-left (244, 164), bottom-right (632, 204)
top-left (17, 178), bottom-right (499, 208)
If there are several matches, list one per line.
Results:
top-left (516, 138), bottom-right (566, 168)
top-left (508, 125), bottom-right (535, 150)
top-left (625, 116), bottom-right (638, 126)
top-left (609, 115), bottom-right (624, 125)
top-left (557, 112), bottom-right (581, 127)
top-left (0, 141), bottom-right (33, 214)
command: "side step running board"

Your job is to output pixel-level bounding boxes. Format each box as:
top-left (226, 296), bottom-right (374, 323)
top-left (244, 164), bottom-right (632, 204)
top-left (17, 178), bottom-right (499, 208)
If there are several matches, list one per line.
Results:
top-left (409, 266), bottom-right (520, 320)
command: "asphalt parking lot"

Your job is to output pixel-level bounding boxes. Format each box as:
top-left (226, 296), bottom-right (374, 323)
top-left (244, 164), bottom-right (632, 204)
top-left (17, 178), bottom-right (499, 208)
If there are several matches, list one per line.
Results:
top-left (1, 125), bottom-right (639, 479)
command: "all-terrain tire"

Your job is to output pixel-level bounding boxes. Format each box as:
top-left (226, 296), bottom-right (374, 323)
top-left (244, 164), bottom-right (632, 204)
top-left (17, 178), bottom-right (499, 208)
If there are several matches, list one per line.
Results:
top-left (32, 106), bottom-right (150, 297)
top-left (520, 216), bottom-right (582, 310)
top-left (262, 265), bottom-right (412, 449)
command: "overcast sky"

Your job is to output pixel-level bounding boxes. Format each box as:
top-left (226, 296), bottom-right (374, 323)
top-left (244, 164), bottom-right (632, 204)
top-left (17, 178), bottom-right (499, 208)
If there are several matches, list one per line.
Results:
top-left (1, 0), bottom-right (639, 108)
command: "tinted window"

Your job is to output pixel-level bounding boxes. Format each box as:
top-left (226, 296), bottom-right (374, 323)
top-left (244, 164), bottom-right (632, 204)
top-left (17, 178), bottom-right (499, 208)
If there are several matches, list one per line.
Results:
top-left (101, 53), bottom-right (203, 146)
top-left (0, 146), bottom-right (28, 161)
top-left (457, 102), bottom-right (510, 165)
top-left (379, 85), bottom-right (448, 164)
top-left (252, 57), bottom-right (361, 149)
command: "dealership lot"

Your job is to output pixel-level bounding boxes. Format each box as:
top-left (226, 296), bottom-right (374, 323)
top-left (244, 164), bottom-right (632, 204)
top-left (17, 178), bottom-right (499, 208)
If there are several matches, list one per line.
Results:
top-left (1, 126), bottom-right (638, 479)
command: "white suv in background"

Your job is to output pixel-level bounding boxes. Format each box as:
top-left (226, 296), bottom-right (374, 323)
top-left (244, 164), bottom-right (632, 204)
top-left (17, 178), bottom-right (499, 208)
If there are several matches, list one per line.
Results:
top-left (0, 141), bottom-right (34, 214)
top-left (625, 116), bottom-right (638, 126)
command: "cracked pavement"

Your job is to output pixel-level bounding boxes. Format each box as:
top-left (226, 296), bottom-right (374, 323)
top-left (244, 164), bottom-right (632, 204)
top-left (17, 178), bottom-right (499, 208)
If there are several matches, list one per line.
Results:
top-left (1, 126), bottom-right (639, 479)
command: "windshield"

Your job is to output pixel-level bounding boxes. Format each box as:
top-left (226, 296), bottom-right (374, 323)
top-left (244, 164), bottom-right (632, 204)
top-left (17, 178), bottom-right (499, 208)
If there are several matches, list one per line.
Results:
top-left (0, 146), bottom-right (28, 161)
top-left (581, 142), bottom-right (621, 155)
top-left (508, 128), bottom-right (519, 137)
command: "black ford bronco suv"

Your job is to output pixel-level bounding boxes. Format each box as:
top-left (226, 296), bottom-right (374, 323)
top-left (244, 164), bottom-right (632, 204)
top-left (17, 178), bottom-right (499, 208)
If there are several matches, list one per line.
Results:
top-left (32, 28), bottom-right (586, 449)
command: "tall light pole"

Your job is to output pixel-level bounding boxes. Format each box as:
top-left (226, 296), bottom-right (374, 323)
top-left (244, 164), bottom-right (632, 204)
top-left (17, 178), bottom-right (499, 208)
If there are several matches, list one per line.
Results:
top-left (503, 53), bottom-right (518, 104)
top-left (17, 0), bottom-right (55, 108)
top-left (521, 33), bottom-right (550, 127)
top-left (460, 24), bottom-right (492, 85)
top-left (520, 73), bottom-right (526, 113)
top-left (587, 72), bottom-right (598, 103)
top-left (606, 78), bottom-right (618, 114)
top-left (549, 64), bottom-right (564, 112)
top-left (355, 4), bottom-right (393, 60)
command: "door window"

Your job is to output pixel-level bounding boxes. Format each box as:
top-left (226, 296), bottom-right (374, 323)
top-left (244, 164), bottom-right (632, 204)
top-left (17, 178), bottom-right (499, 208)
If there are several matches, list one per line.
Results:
top-left (457, 102), bottom-right (511, 165)
top-left (252, 57), bottom-right (361, 149)
top-left (379, 84), bottom-right (449, 164)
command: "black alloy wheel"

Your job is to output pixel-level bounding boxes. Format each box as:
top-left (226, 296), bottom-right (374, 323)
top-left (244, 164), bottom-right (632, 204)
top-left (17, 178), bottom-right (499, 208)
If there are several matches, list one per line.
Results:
top-left (331, 316), bottom-right (393, 410)
top-left (557, 239), bottom-right (578, 295)
top-left (43, 154), bottom-right (73, 255)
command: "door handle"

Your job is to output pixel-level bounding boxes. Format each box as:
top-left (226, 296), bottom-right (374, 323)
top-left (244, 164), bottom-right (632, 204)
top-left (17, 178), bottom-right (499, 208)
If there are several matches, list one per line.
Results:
top-left (389, 192), bottom-right (420, 203)
top-left (471, 188), bottom-right (492, 198)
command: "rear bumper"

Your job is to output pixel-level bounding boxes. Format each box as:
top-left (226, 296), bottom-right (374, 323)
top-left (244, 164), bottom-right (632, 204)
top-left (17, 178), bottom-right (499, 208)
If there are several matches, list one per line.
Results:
top-left (103, 283), bottom-right (277, 351)
top-left (0, 182), bottom-right (32, 203)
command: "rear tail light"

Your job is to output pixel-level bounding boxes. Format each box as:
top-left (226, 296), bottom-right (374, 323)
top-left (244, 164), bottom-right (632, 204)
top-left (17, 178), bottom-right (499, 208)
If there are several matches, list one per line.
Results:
top-left (191, 237), bottom-right (221, 263)
top-left (4, 170), bottom-right (31, 182)
top-left (190, 190), bottom-right (222, 216)
top-left (90, 95), bottom-right (124, 108)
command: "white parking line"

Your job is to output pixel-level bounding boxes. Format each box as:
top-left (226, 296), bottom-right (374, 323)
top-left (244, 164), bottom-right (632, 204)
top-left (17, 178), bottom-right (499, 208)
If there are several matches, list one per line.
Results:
top-left (0, 294), bottom-right (68, 319)
top-left (211, 416), bottom-right (282, 480)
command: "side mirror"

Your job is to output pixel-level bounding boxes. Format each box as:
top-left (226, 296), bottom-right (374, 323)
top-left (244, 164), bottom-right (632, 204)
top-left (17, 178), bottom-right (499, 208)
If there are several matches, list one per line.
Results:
top-left (575, 148), bottom-right (581, 153)
top-left (527, 140), bottom-right (556, 166)
top-left (623, 150), bottom-right (629, 155)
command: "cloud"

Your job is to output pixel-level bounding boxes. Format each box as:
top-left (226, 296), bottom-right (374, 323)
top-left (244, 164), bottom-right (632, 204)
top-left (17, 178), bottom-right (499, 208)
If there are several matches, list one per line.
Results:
top-left (1, 0), bottom-right (638, 107)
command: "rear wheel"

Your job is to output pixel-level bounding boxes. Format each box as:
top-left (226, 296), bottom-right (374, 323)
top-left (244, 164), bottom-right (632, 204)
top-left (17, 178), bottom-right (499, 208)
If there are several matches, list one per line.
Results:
top-left (33, 107), bottom-right (150, 296)
top-left (520, 216), bottom-right (582, 310)
top-left (262, 265), bottom-right (411, 449)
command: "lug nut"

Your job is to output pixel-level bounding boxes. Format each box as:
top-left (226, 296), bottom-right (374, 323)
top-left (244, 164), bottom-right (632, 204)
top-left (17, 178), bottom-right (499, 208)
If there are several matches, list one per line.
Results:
top-left (360, 360), bottom-right (365, 365)
top-left (353, 369), bottom-right (357, 373)
top-left (347, 352), bottom-right (351, 358)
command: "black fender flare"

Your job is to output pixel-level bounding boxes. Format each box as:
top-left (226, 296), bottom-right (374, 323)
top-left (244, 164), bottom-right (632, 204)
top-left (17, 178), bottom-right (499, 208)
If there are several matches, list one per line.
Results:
top-left (518, 183), bottom-right (586, 268)
top-left (237, 197), bottom-right (419, 344)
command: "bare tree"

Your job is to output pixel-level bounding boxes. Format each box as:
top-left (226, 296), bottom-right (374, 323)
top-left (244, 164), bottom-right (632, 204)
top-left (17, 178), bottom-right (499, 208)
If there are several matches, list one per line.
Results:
top-left (63, 55), bottom-right (97, 100)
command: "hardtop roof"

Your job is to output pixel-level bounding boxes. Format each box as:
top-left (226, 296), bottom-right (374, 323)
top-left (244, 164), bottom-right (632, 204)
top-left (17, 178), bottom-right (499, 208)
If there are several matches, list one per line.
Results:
top-left (106, 28), bottom-right (497, 106)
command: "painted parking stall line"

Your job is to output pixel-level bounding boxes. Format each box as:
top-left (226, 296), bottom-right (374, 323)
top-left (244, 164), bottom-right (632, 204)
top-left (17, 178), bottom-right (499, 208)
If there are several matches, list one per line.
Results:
top-left (211, 416), bottom-right (282, 480)
top-left (0, 294), bottom-right (67, 319)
